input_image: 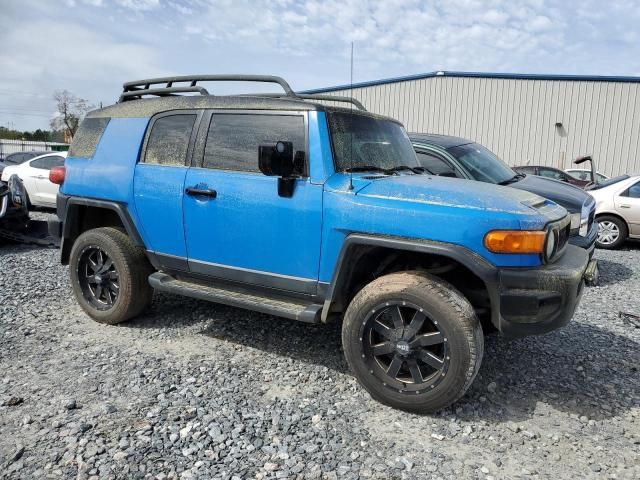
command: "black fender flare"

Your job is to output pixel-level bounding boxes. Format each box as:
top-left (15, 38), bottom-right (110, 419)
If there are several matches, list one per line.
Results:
top-left (57, 194), bottom-right (145, 263)
top-left (321, 234), bottom-right (500, 323)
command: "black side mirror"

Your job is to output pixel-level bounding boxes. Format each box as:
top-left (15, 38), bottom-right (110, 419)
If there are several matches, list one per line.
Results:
top-left (259, 141), bottom-right (301, 198)
top-left (259, 141), bottom-right (294, 177)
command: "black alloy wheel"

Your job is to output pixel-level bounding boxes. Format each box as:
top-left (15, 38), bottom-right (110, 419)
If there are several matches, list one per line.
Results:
top-left (77, 246), bottom-right (120, 310)
top-left (361, 301), bottom-right (449, 393)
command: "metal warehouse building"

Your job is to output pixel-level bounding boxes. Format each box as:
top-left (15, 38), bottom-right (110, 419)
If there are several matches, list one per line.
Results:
top-left (303, 71), bottom-right (640, 177)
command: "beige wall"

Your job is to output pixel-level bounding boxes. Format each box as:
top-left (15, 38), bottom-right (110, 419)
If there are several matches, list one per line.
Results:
top-left (322, 76), bottom-right (640, 177)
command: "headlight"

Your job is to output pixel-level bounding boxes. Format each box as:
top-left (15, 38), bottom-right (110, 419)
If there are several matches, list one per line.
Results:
top-left (545, 229), bottom-right (557, 260)
top-left (579, 219), bottom-right (588, 237)
top-left (570, 212), bottom-right (590, 237)
top-left (570, 213), bottom-right (581, 230)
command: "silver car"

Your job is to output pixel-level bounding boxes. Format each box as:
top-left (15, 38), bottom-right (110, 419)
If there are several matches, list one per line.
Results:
top-left (589, 175), bottom-right (640, 248)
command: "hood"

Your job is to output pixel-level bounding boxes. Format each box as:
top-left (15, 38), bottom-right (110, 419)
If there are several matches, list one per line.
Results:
top-left (510, 175), bottom-right (592, 213)
top-left (338, 173), bottom-right (565, 221)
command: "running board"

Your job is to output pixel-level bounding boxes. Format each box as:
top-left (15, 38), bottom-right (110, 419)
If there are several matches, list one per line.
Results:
top-left (148, 272), bottom-right (322, 323)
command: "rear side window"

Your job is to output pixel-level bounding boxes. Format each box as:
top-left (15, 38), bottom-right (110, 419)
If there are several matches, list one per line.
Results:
top-left (68, 118), bottom-right (110, 158)
top-left (623, 181), bottom-right (640, 198)
top-left (31, 155), bottom-right (65, 170)
top-left (202, 114), bottom-right (305, 173)
top-left (144, 114), bottom-right (196, 166)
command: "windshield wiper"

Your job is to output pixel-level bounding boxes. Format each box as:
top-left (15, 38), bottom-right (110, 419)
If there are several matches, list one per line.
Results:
top-left (344, 166), bottom-right (398, 175)
top-left (498, 172), bottom-right (526, 185)
top-left (385, 165), bottom-right (427, 174)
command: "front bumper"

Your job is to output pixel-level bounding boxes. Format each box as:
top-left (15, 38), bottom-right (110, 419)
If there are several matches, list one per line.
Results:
top-left (495, 245), bottom-right (589, 337)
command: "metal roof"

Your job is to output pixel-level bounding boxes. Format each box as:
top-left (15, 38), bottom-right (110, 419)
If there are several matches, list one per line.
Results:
top-left (301, 70), bottom-right (640, 94)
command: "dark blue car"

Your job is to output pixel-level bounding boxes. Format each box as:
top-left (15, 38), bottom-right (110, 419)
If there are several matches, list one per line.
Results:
top-left (410, 133), bottom-right (598, 256)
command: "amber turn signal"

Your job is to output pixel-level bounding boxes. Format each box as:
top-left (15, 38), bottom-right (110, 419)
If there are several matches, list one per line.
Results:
top-left (484, 230), bottom-right (546, 254)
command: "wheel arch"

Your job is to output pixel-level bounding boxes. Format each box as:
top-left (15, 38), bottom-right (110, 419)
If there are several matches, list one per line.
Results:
top-left (322, 234), bottom-right (499, 327)
top-left (595, 211), bottom-right (630, 230)
top-left (59, 196), bottom-right (145, 265)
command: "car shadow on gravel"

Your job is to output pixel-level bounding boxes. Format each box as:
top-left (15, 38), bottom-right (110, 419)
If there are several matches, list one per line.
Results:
top-left (128, 293), bottom-right (638, 422)
top-left (457, 321), bottom-right (639, 422)
top-left (128, 292), bottom-right (349, 372)
top-left (200, 307), bottom-right (348, 372)
top-left (595, 259), bottom-right (634, 286)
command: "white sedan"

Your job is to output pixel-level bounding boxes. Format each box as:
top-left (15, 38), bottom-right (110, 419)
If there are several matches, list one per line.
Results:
top-left (0, 152), bottom-right (66, 209)
top-left (589, 175), bottom-right (640, 248)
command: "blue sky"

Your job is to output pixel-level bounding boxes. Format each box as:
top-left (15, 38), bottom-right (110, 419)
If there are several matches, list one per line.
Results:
top-left (2, 0), bottom-right (640, 130)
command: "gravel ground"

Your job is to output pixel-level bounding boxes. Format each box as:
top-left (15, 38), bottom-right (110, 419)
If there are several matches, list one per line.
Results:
top-left (0, 233), bottom-right (639, 479)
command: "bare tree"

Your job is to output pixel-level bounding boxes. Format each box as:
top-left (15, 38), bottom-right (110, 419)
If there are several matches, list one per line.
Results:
top-left (50, 90), bottom-right (94, 140)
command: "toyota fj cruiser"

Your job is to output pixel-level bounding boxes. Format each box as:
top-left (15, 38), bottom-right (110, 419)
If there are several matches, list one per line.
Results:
top-left (50, 75), bottom-right (589, 412)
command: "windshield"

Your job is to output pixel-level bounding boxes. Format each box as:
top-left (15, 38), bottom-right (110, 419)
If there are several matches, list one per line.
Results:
top-left (328, 112), bottom-right (419, 172)
top-left (447, 143), bottom-right (516, 184)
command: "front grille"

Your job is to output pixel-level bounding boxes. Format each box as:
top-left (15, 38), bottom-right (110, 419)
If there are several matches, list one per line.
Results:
top-left (547, 216), bottom-right (571, 262)
top-left (557, 223), bottom-right (570, 253)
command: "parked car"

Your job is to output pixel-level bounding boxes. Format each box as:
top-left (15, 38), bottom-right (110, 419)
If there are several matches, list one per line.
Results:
top-left (566, 168), bottom-right (608, 184)
top-left (50, 74), bottom-right (589, 413)
top-left (0, 152), bottom-right (66, 209)
top-left (0, 150), bottom-right (49, 175)
top-left (587, 175), bottom-right (640, 248)
top-left (513, 165), bottom-right (591, 187)
top-left (410, 134), bottom-right (598, 257)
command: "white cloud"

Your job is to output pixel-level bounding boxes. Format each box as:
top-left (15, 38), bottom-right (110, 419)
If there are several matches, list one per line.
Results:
top-left (1, 0), bottom-right (640, 130)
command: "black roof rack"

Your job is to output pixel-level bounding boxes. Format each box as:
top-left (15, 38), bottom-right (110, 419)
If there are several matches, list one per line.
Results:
top-left (235, 92), bottom-right (366, 111)
top-left (296, 94), bottom-right (366, 111)
top-left (119, 74), bottom-right (297, 102)
top-left (118, 74), bottom-right (367, 111)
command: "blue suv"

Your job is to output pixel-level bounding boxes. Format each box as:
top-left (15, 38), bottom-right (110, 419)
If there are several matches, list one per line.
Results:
top-left (50, 75), bottom-right (588, 412)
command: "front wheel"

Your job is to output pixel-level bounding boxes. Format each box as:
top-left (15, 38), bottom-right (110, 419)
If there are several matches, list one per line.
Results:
top-left (69, 227), bottom-right (153, 324)
top-left (342, 271), bottom-right (483, 413)
top-left (596, 215), bottom-right (628, 249)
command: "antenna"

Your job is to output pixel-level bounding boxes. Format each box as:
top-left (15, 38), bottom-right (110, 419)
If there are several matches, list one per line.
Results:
top-left (348, 41), bottom-right (354, 191)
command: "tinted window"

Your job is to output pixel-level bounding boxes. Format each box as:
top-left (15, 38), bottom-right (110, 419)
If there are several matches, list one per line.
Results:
top-left (514, 166), bottom-right (536, 174)
top-left (203, 114), bottom-right (305, 173)
top-left (416, 152), bottom-right (459, 177)
top-left (144, 114), bottom-right (196, 166)
top-left (68, 117), bottom-right (110, 158)
top-left (5, 152), bottom-right (41, 165)
top-left (538, 167), bottom-right (566, 180)
top-left (623, 181), bottom-right (640, 198)
top-left (31, 155), bottom-right (65, 170)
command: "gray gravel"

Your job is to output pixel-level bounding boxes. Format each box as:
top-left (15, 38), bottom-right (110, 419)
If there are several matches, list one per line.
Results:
top-left (0, 236), bottom-right (639, 479)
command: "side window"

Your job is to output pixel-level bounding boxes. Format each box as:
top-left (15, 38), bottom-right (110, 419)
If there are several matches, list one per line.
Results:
top-left (202, 113), bottom-right (305, 174)
top-left (68, 117), bottom-right (110, 158)
top-left (144, 114), bottom-right (196, 166)
top-left (515, 166), bottom-right (535, 174)
top-left (622, 181), bottom-right (640, 198)
top-left (31, 155), bottom-right (64, 170)
top-left (416, 151), bottom-right (459, 177)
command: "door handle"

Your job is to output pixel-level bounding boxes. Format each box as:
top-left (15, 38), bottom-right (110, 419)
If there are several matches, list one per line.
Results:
top-left (185, 186), bottom-right (217, 198)
top-left (619, 204), bottom-right (631, 208)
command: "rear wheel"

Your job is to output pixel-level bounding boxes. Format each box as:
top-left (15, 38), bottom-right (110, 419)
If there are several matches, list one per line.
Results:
top-left (596, 215), bottom-right (627, 249)
top-left (69, 227), bottom-right (153, 324)
top-left (342, 271), bottom-right (483, 413)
